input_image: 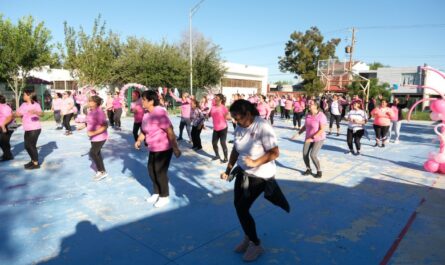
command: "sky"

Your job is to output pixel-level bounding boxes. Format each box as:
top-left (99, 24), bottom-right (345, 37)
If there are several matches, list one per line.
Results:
top-left (1, 0), bottom-right (445, 83)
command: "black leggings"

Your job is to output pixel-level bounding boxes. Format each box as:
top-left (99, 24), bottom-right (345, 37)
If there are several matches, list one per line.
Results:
top-left (293, 112), bottom-right (304, 128)
top-left (90, 140), bottom-right (106, 172)
top-left (133, 122), bottom-right (141, 142)
top-left (347, 129), bottom-right (364, 151)
top-left (234, 175), bottom-right (266, 245)
top-left (148, 149), bottom-right (173, 197)
top-left (284, 109), bottom-right (290, 120)
top-left (280, 106), bottom-right (285, 118)
top-left (63, 113), bottom-right (73, 131)
top-left (178, 117), bottom-right (192, 140)
top-left (212, 127), bottom-right (228, 159)
top-left (113, 108), bottom-right (122, 128)
top-left (24, 129), bottom-right (41, 162)
top-left (107, 110), bottom-right (114, 126)
top-left (54, 110), bottom-right (61, 124)
top-left (191, 125), bottom-right (203, 149)
top-left (373, 124), bottom-right (389, 142)
top-left (329, 114), bottom-right (341, 129)
top-left (0, 129), bottom-right (14, 159)
top-left (270, 110), bottom-right (275, 125)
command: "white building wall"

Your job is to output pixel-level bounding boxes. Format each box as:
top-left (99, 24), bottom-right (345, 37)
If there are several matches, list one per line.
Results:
top-left (220, 62), bottom-right (268, 100)
top-left (424, 68), bottom-right (445, 96)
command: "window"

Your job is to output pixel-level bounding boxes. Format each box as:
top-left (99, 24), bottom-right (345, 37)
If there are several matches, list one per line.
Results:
top-left (221, 78), bottom-right (262, 89)
top-left (401, 73), bottom-right (419, 86)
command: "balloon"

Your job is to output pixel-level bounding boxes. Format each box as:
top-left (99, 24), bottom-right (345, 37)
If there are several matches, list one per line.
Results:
top-left (435, 153), bottom-right (445, 163)
top-left (439, 163), bottom-right (445, 174)
top-left (424, 159), bottom-right (439, 173)
top-left (430, 112), bottom-right (443, 121)
top-left (430, 99), bottom-right (445, 113)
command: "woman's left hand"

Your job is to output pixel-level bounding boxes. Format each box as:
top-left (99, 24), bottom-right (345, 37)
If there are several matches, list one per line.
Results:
top-left (244, 156), bottom-right (257, 167)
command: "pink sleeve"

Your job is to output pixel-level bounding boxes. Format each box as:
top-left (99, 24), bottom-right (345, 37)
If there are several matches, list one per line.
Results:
top-left (159, 109), bottom-right (172, 130)
top-left (169, 91), bottom-right (182, 103)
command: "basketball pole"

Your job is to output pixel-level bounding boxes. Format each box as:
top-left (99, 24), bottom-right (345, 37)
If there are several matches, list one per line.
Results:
top-left (349, 27), bottom-right (356, 71)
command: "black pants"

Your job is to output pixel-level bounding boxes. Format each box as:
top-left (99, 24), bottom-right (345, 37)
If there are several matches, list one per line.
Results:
top-left (329, 114), bottom-right (341, 129)
top-left (90, 140), bottom-right (106, 172)
top-left (107, 110), bottom-right (115, 126)
top-left (270, 110), bottom-right (275, 125)
top-left (54, 110), bottom-right (61, 124)
top-left (114, 108), bottom-right (122, 128)
top-left (133, 122), bottom-right (142, 142)
top-left (347, 129), bottom-right (364, 151)
top-left (191, 125), bottom-right (203, 149)
top-left (63, 113), bottom-right (73, 131)
top-left (148, 149), bottom-right (173, 197)
top-left (373, 124), bottom-right (389, 142)
top-left (293, 112), bottom-right (304, 128)
top-left (178, 117), bottom-right (192, 140)
top-left (234, 175), bottom-right (266, 245)
top-left (280, 106), bottom-right (285, 118)
top-left (0, 129), bottom-right (14, 159)
top-left (284, 109), bottom-right (290, 120)
top-left (212, 127), bottom-right (228, 159)
top-left (24, 129), bottom-right (41, 162)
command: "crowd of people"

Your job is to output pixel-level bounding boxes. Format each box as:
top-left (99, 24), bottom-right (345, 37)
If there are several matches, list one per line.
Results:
top-left (0, 87), bottom-right (409, 262)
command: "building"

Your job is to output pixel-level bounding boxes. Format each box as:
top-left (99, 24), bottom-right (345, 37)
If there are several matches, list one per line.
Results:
top-left (219, 62), bottom-right (268, 100)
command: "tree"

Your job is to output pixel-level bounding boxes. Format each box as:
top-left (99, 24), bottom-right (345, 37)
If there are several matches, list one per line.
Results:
top-left (62, 15), bottom-right (121, 86)
top-left (274, 80), bottom-right (293, 86)
top-left (278, 27), bottom-right (340, 96)
top-left (368, 62), bottom-right (388, 70)
top-left (0, 15), bottom-right (55, 109)
top-left (178, 31), bottom-right (226, 95)
top-left (348, 78), bottom-right (391, 100)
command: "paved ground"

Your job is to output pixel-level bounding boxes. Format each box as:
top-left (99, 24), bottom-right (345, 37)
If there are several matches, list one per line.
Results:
top-left (0, 115), bottom-right (444, 265)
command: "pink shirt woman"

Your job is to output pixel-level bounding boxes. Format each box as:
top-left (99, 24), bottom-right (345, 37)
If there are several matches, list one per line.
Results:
top-left (141, 106), bottom-right (173, 152)
top-left (304, 112), bottom-right (327, 142)
top-left (256, 102), bottom-right (270, 120)
top-left (87, 108), bottom-right (108, 142)
top-left (371, 107), bottom-right (394, 126)
top-left (285, 99), bottom-right (293, 110)
top-left (170, 91), bottom-right (191, 119)
top-left (210, 105), bottom-right (229, 131)
top-left (17, 102), bottom-right (42, 131)
top-left (131, 99), bottom-right (144, 123)
top-left (0, 103), bottom-right (13, 130)
top-left (293, 100), bottom-right (305, 113)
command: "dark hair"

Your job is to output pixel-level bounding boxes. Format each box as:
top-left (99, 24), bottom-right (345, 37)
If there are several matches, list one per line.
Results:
top-left (0, 94), bottom-right (5, 104)
top-left (56, 93), bottom-right (62, 99)
top-left (24, 88), bottom-right (38, 104)
top-left (191, 98), bottom-right (200, 109)
top-left (215, 93), bottom-right (226, 105)
top-left (89, 95), bottom-right (103, 106)
top-left (260, 95), bottom-right (267, 101)
top-left (142, 90), bottom-right (160, 106)
top-left (229, 99), bottom-right (259, 117)
top-left (132, 90), bottom-right (141, 99)
top-left (65, 91), bottom-right (72, 96)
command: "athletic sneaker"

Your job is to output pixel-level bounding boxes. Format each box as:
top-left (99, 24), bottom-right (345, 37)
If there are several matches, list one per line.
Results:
top-left (211, 156), bottom-right (220, 161)
top-left (345, 150), bottom-right (353, 155)
top-left (314, 171), bottom-right (322, 178)
top-left (24, 161), bottom-right (34, 168)
top-left (154, 197), bottom-right (170, 208)
top-left (234, 236), bottom-right (250, 253)
top-left (243, 242), bottom-right (264, 262)
top-left (93, 171), bottom-right (108, 181)
top-left (25, 163), bottom-right (40, 170)
top-left (221, 158), bottom-right (228, 163)
top-left (355, 151), bottom-right (361, 156)
top-left (394, 139), bottom-right (400, 144)
top-left (146, 194), bottom-right (160, 203)
top-left (302, 169), bottom-right (312, 176)
top-left (381, 143), bottom-right (385, 148)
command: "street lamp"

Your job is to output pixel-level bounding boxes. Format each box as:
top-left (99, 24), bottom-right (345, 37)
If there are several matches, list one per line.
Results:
top-left (189, 0), bottom-right (206, 96)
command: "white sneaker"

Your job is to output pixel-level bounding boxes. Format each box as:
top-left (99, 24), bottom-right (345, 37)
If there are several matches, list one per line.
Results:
top-left (93, 171), bottom-right (108, 181)
top-left (154, 197), bottom-right (170, 208)
top-left (394, 139), bottom-right (400, 144)
top-left (146, 194), bottom-right (160, 203)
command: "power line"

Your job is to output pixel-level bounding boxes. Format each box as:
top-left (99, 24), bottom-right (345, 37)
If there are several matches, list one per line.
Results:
top-left (356, 23), bottom-right (445, 30)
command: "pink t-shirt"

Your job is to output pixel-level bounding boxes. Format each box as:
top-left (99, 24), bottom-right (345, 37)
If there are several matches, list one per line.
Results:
top-left (210, 105), bottom-right (229, 131)
top-left (371, 107), bottom-right (393, 126)
top-left (87, 108), bottom-right (108, 142)
top-left (106, 98), bottom-right (114, 111)
top-left (304, 112), bottom-right (327, 142)
top-left (17, 102), bottom-right (42, 131)
top-left (142, 106), bottom-right (172, 152)
top-left (170, 92), bottom-right (191, 118)
top-left (390, 106), bottom-right (399, 122)
top-left (285, 99), bottom-right (293, 110)
top-left (0, 103), bottom-right (13, 126)
top-left (52, 98), bottom-right (63, 111)
top-left (112, 97), bottom-right (122, 109)
top-left (256, 102), bottom-right (270, 119)
top-left (131, 100), bottom-right (144, 123)
top-left (293, 101), bottom-right (305, 113)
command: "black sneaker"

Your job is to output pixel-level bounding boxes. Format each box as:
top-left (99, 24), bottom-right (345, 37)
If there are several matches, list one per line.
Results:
top-left (302, 169), bottom-right (312, 176)
top-left (228, 140), bottom-right (234, 144)
top-left (1, 156), bottom-right (14, 162)
top-left (177, 137), bottom-right (183, 141)
top-left (381, 143), bottom-right (385, 148)
top-left (24, 161), bottom-right (34, 168)
top-left (211, 156), bottom-right (220, 161)
top-left (373, 143), bottom-right (379, 147)
top-left (25, 162), bottom-right (40, 170)
top-left (355, 151), bottom-right (360, 156)
top-left (336, 133), bottom-right (340, 136)
top-left (345, 150), bottom-right (353, 155)
top-left (221, 158), bottom-right (228, 163)
top-left (314, 171), bottom-right (322, 178)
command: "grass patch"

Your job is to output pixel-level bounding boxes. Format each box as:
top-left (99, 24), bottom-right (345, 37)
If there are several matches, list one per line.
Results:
top-left (406, 111), bottom-right (431, 121)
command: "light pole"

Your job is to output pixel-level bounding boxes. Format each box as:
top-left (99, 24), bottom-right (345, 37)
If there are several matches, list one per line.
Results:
top-left (189, 0), bottom-right (206, 96)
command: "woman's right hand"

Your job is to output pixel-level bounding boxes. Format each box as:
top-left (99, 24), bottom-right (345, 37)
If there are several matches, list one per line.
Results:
top-left (135, 141), bottom-right (141, 150)
top-left (220, 172), bottom-right (229, 181)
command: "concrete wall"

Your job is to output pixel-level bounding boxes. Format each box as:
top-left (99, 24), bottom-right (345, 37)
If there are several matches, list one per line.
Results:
top-left (377, 67), bottom-right (422, 95)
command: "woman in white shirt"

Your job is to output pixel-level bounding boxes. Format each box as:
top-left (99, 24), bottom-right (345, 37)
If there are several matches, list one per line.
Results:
top-left (221, 99), bottom-right (287, 262)
top-left (346, 101), bottom-right (368, 155)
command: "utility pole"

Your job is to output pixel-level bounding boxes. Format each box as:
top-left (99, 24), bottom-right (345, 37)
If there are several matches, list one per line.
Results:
top-left (189, 0), bottom-right (206, 96)
top-left (348, 27), bottom-right (356, 72)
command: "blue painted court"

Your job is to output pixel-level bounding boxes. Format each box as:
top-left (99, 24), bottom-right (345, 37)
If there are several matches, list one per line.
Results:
top-left (1, 116), bottom-right (444, 265)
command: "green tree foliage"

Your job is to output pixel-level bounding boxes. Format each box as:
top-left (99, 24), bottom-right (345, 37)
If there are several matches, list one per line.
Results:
top-left (368, 61), bottom-right (388, 70)
top-left (274, 80), bottom-right (293, 86)
top-left (62, 15), bottom-right (121, 86)
top-left (0, 15), bottom-right (55, 108)
top-left (178, 31), bottom-right (226, 95)
top-left (278, 27), bottom-right (340, 96)
top-left (348, 78), bottom-right (391, 100)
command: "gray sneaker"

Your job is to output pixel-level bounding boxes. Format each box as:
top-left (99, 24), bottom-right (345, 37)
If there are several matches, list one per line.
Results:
top-left (93, 171), bottom-right (108, 181)
top-left (243, 242), bottom-right (264, 262)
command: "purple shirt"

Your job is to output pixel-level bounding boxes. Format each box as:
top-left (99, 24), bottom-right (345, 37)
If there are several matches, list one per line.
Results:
top-left (112, 97), bottom-right (122, 109)
top-left (142, 106), bottom-right (172, 152)
top-left (17, 102), bottom-right (42, 131)
top-left (304, 112), bottom-right (327, 142)
top-left (0, 103), bottom-right (13, 126)
top-left (87, 108), bottom-right (108, 142)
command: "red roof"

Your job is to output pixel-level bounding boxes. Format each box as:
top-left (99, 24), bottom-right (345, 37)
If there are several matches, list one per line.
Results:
top-left (326, 85), bottom-right (347, 92)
